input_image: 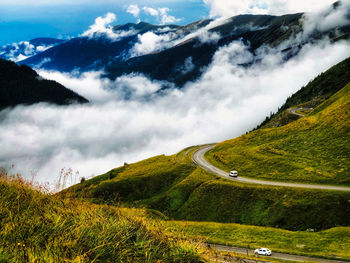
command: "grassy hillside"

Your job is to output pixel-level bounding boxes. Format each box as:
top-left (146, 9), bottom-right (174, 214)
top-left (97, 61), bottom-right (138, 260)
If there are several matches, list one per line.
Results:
top-left (167, 221), bottom-right (350, 260)
top-left (0, 173), bottom-right (208, 262)
top-left (173, 179), bottom-right (350, 230)
top-left (64, 144), bottom-right (350, 231)
top-left (206, 82), bottom-right (350, 185)
top-left (258, 56), bottom-right (350, 128)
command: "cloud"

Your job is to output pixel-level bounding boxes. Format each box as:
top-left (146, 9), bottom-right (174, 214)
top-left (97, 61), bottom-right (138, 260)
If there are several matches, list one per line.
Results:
top-left (126, 4), bottom-right (141, 17)
top-left (197, 30), bottom-right (221, 44)
top-left (203, 0), bottom-right (341, 18)
top-left (81, 12), bottom-right (136, 41)
top-left (140, 6), bottom-right (181, 25)
top-left (0, 41), bottom-right (54, 62)
top-left (130, 31), bottom-right (177, 56)
top-left (178, 57), bottom-right (195, 74)
top-left (302, 1), bottom-right (350, 38)
top-left (125, 5), bottom-right (182, 25)
top-left (158, 7), bottom-right (182, 24)
top-left (142, 6), bottom-right (159, 16)
top-left (128, 16), bottom-right (225, 58)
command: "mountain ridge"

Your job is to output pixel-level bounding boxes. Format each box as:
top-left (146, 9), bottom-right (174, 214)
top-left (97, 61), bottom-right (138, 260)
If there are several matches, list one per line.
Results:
top-left (0, 59), bottom-right (88, 110)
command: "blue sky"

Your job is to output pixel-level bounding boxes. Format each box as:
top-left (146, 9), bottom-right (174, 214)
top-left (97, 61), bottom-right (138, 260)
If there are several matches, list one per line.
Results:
top-left (0, 1), bottom-right (208, 45)
top-left (0, 0), bottom-right (337, 46)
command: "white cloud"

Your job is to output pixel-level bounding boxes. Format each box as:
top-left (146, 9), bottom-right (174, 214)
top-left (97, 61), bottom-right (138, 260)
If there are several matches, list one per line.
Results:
top-left (0, 41), bottom-right (58, 62)
top-left (203, 0), bottom-right (342, 18)
top-left (197, 30), bottom-right (221, 44)
top-left (81, 12), bottom-right (138, 41)
top-left (302, 1), bottom-right (350, 37)
top-left (140, 6), bottom-right (181, 25)
top-left (126, 4), bottom-right (141, 17)
top-left (158, 7), bottom-right (181, 24)
top-left (81, 12), bottom-right (116, 37)
top-left (142, 6), bottom-right (159, 16)
top-left (179, 57), bottom-right (195, 74)
top-left (130, 31), bottom-right (177, 57)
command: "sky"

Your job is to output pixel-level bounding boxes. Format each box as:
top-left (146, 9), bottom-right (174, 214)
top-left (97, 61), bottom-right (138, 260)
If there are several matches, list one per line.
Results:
top-left (0, 1), bottom-right (208, 45)
top-left (0, 0), bottom-right (339, 45)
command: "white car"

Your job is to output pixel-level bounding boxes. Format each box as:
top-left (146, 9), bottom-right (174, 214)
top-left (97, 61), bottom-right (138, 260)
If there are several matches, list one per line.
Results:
top-left (229, 170), bottom-right (238, 177)
top-left (254, 248), bottom-right (272, 256)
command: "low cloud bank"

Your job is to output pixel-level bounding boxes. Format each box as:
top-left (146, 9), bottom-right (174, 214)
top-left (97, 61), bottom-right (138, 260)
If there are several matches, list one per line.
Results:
top-left (203, 0), bottom-right (343, 18)
top-left (1, 37), bottom-right (349, 187)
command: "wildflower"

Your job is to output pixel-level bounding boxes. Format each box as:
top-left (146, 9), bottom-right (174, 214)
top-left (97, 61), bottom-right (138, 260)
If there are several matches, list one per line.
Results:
top-left (17, 243), bottom-right (21, 246)
top-left (22, 244), bottom-right (25, 247)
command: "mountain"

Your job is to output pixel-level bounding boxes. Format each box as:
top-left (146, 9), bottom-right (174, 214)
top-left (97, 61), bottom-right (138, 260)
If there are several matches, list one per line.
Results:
top-left (19, 2), bottom-right (350, 88)
top-left (206, 58), bottom-right (350, 186)
top-left (257, 57), bottom-right (350, 128)
top-left (19, 22), bottom-right (181, 72)
top-left (0, 59), bottom-right (88, 110)
top-left (0, 38), bottom-right (64, 62)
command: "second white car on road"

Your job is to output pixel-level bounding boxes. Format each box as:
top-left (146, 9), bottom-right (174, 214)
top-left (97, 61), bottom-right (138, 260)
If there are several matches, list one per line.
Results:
top-left (254, 248), bottom-right (272, 256)
top-left (229, 170), bottom-right (238, 177)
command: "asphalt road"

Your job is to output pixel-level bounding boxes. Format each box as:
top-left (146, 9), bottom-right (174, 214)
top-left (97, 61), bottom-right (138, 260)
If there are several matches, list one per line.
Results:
top-left (192, 144), bottom-right (350, 191)
top-left (288, 107), bottom-right (305, 117)
top-left (211, 244), bottom-right (348, 263)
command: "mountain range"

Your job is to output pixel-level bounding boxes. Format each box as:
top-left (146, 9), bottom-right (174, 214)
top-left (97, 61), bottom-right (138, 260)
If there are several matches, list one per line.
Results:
top-left (15, 1), bottom-right (350, 88)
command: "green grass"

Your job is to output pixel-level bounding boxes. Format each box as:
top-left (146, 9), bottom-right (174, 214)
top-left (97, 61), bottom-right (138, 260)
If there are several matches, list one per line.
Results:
top-left (64, 154), bottom-right (197, 204)
top-left (206, 83), bottom-right (350, 185)
top-left (65, 144), bottom-right (350, 231)
top-left (166, 221), bottom-right (350, 261)
top-left (0, 173), bottom-right (209, 263)
top-left (172, 179), bottom-right (350, 231)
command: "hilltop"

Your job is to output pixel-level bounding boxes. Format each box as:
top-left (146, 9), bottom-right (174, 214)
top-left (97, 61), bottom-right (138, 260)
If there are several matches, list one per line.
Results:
top-left (0, 59), bottom-right (88, 110)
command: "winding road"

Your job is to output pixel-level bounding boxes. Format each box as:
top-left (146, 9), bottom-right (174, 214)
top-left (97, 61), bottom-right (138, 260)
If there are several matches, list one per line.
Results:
top-left (211, 244), bottom-right (348, 263)
top-left (192, 145), bottom-right (350, 191)
top-left (288, 107), bottom-right (314, 117)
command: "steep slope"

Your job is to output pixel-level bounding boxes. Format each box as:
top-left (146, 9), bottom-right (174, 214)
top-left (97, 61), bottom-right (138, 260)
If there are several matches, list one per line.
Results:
top-left (0, 172), bottom-right (207, 262)
top-left (97, 13), bottom-right (306, 86)
top-left (257, 56), bottom-right (350, 128)
top-left (0, 59), bottom-right (88, 110)
top-left (206, 81), bottom-right (350, 185)
top-left (20, 22), bottom-right (180, 72)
